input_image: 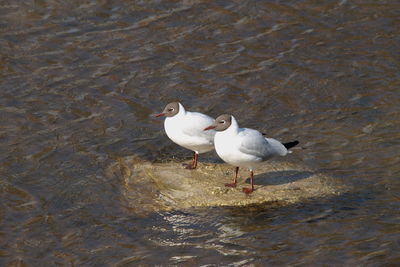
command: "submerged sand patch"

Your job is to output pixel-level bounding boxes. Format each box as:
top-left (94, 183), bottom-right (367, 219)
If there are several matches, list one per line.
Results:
top-left (107, 157), bottom-right (347, 213)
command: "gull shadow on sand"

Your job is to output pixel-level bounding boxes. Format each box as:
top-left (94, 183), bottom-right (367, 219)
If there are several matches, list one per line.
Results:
top-left (245, 170), bottom-right (314, 186)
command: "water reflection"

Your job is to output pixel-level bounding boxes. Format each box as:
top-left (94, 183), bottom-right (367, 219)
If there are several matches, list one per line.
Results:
top-left (155, 210), bottom-right (252, 265)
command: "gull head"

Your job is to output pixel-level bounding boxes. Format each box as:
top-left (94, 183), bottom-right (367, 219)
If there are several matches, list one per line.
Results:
top-left (154, 102), bottom-right (180, 117)
top-left (204, 114), bottom-right (232, 131)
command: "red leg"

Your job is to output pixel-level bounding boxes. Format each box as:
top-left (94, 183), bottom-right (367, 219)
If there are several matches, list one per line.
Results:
top-left (242, 170), bottom-right (254, 194)
top-left (225, 166), bottom-right (239, 188)
top-left (193, 152), bottom-right (198, 169)
top-left (183, 152), bottom-right (198, 169)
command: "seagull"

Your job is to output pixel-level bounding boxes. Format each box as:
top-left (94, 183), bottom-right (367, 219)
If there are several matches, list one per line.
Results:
top-left (155, 102), bottom-right (216, 169)
top-left (204, 114), bottom-right (299, 194)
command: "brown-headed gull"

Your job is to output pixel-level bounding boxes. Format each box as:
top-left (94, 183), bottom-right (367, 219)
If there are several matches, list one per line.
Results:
top-left (204, 114), bottom-right (299, 194)
top-left (155, 102), bottom-right (216, 169)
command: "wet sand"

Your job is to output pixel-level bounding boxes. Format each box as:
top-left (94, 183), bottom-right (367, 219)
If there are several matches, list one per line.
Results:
top-left (109, 157), bottom-right (347, 212)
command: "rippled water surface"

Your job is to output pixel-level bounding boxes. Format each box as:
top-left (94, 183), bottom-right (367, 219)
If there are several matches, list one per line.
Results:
top-left (1, 0), bottom-right (400, 266)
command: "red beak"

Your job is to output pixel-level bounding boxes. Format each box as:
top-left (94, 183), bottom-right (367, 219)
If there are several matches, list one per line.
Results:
top-left (154, 113), bottom-right (165, 117)
top-left (204, 125), bottom-right (216, 131)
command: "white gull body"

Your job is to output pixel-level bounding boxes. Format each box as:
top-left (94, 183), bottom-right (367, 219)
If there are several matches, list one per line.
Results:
top-left (164, 103), bottom-right (215, 154)
top-left (214, 115), bottom-right (288, 171)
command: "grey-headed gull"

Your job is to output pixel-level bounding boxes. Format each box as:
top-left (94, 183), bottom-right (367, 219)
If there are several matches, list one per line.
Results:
top-left (204, 114), bottom-right (299, 194)
top-left (155, 102), bottom-right (216, 169)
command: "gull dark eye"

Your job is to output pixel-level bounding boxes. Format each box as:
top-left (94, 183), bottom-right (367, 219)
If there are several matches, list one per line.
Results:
top-left (219, 120), bottom-right (225, 124)
top-left (168, 108), bottom-right (174, 112)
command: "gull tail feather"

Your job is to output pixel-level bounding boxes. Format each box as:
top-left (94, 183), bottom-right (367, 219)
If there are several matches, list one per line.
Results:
top-left (283, 140), bottom-right (299, 150)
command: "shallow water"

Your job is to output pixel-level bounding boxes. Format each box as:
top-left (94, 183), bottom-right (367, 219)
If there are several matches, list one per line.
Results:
top-left (1, 0), bottom-right (399, 266)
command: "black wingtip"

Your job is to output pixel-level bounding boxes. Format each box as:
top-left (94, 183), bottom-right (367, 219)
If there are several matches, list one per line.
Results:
top-left (283, 140), bottom-right (299, 149)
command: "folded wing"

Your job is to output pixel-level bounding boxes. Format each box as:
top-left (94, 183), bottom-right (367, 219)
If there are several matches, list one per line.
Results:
top-left (238, 128), bottom-right (287, 159)
top-left (182, 112), bottom-right (215, 140)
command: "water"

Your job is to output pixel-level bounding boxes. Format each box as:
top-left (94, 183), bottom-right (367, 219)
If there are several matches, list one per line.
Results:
top-left (1, 0), bottom-right (399, 266)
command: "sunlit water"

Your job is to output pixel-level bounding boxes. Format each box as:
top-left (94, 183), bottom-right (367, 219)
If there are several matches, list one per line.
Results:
top-left (1, 1), bottom-right (399, 266)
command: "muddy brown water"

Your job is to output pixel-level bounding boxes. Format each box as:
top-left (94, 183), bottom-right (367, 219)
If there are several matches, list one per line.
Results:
top-left (1, 1), bottom-right (400, 266)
